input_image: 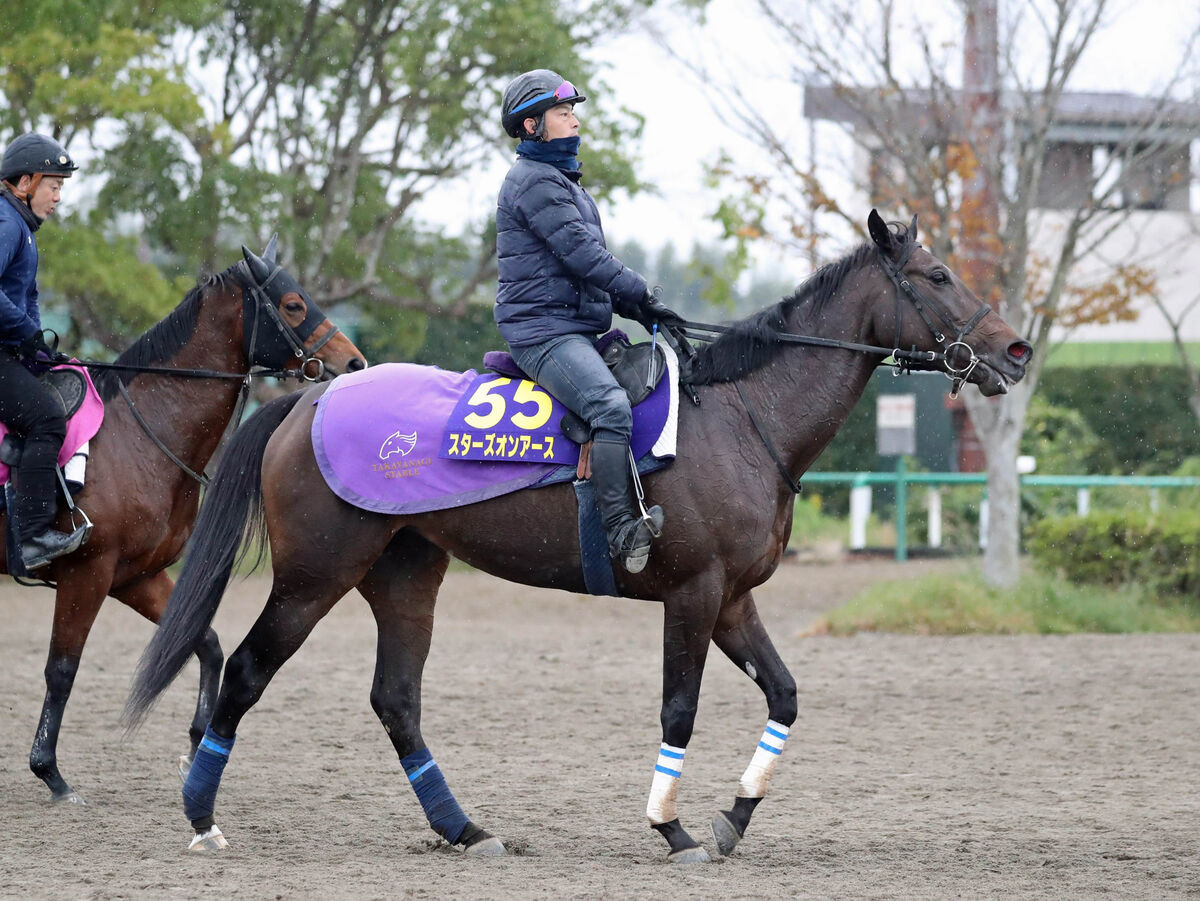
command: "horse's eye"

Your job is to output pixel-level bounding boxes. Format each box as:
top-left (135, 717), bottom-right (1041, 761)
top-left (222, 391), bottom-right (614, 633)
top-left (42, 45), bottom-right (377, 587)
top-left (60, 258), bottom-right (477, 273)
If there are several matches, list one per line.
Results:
top-left (930, 270), bottom-right (949, 285)
top-left (284, 301), bottom-right (305, 314)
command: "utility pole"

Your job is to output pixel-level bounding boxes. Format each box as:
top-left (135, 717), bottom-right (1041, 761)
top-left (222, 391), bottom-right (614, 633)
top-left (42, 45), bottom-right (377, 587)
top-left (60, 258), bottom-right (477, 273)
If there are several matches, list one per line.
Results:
top-left (960, 0), bottom-right (1002, 306)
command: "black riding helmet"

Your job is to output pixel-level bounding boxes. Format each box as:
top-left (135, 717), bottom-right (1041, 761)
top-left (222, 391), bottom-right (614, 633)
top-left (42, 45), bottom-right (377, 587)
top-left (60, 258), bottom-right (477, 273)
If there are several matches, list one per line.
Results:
top-left (1, 133), bottom-right (78, 184)
top-left (501, 69), bottom-right (586, 140)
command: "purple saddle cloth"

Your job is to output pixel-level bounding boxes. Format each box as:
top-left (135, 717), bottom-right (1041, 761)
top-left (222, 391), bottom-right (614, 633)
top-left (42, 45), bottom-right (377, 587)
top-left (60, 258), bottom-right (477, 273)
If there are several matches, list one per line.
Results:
top-left (312, 357), bottom-right (676, 515)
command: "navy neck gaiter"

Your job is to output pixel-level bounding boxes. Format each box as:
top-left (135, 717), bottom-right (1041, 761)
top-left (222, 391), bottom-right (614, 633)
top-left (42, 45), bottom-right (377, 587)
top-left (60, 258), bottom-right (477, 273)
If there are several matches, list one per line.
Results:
top-left (516, 136), bottom-right (582, 172)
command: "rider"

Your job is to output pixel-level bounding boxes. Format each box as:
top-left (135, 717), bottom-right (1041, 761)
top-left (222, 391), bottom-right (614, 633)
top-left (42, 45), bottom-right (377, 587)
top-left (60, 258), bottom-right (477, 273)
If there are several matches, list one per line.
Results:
top-left (495, 69), bottom-right (684, 574)
top-left (0, 132), bottom-right (85, 571)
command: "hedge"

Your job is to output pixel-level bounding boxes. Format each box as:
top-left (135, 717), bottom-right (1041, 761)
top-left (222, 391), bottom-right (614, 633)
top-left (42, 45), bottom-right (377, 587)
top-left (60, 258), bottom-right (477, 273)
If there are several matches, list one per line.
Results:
top-left (1027, 510), bottom-right (1200, 598)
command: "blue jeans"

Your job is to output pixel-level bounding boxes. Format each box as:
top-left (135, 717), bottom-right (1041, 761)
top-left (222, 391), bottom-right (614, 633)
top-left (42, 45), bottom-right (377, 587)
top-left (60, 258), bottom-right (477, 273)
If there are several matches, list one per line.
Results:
top-left (511, 334), bottom-right (632, 443)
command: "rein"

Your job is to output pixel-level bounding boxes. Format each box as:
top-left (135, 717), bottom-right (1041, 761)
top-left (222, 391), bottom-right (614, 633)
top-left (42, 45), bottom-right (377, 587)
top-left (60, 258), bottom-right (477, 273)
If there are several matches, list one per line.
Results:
top-left (665, 245), bottom-right (996, 495)
top-left (70, 267), bottom-right (331, 485)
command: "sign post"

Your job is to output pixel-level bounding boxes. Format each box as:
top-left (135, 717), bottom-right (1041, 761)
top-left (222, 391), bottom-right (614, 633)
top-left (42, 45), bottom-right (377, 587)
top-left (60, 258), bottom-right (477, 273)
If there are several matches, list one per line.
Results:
top-left (877, 394), bottom-right (916, 560)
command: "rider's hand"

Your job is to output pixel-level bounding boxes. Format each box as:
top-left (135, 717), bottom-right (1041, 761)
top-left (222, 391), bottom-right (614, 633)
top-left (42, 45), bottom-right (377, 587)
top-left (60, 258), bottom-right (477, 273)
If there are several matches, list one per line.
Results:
top-left (637, 288), bottom-right (685, 329)
top-left (18, 331), bottom-right (70, 364)
top-left (18, 331), bottom-right (50, 361)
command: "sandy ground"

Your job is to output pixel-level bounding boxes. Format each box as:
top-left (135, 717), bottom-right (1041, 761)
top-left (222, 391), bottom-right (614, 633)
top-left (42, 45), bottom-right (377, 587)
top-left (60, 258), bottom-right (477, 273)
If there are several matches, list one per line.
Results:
top-left (2, 556), bottom-right (1199, 900)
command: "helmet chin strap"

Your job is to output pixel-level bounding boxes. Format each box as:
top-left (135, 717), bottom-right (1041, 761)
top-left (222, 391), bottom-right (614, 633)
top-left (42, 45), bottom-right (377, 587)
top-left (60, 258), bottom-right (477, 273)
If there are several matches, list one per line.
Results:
top-left (4, 174), bottom-right (38, 205)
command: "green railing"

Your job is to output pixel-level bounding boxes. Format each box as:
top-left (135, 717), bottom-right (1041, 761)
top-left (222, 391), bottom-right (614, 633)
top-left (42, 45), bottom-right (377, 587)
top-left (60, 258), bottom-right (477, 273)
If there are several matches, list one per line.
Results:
top-left (803, 460), bottom-right (1200, 560)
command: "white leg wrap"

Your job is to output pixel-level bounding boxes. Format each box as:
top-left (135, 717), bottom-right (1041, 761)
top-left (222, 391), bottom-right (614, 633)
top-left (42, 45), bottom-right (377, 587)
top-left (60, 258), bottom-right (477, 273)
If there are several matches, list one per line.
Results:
top-left (737, 719), bottom-right (789, 799)
top-left (646, 743), bottom-right (685, 825)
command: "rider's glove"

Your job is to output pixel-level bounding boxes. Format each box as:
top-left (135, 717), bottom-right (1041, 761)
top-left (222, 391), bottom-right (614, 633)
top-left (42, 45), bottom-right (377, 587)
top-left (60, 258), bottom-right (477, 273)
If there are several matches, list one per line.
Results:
top-left (636, 288), bottom-right (685, 329)
top-left (18, 330), bottom-right (70, 364)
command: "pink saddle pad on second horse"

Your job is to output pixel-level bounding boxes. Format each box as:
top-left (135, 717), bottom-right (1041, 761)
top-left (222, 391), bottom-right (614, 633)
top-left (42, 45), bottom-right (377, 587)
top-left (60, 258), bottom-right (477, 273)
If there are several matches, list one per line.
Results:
top-left (311, 358), bottom-right (677, 515)
top-left (0, 363), bottom-right (105, 486)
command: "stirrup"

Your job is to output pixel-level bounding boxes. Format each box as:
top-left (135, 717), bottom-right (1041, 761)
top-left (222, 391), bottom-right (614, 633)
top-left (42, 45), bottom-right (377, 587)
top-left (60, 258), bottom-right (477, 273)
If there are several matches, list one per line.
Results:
top-left (20, 521), bottom-right (89, 571)
top-left (610, 505), bottom-right (665, 574)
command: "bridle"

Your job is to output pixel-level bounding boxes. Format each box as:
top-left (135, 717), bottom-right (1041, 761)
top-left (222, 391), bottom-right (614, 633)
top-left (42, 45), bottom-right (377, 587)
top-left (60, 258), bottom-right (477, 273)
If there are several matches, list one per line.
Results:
top-left (665, 241), bottom-right (1000, 494)
top-left (80, 261), bottom-right (338, 485)
top-left (237, 259), bottom-right (339, 378)
top-left (875, 239), bottom-right (993, 398)
top-left (675, 244), bottom-right (996, 398)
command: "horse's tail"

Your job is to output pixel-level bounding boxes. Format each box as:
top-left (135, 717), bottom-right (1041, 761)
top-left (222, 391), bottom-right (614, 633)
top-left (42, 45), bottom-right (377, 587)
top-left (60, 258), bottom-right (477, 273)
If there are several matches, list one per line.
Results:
top-left (123, 390), bottom-right (306, 730)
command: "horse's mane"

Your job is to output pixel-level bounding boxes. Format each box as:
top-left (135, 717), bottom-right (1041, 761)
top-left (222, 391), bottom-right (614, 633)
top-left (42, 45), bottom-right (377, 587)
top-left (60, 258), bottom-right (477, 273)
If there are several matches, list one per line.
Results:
top-left (687, 238), bottom-right (890, 385)
top-left (90, 268), bottom-right (238, 400)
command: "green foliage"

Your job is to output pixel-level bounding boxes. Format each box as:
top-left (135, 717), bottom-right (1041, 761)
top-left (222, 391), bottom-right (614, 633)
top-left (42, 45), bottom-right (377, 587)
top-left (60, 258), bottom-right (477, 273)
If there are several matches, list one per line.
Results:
top-left (786, 494), bottom-right (849, 546)
top-left (36, 221), bottom-right (189, 354)
top-left (1037, 365), bottom-right (1200, 474)
top-left (611, 238), bottom-right (797, 321)
top-left (1020, 395), bottom-right (1105, 473)
top-left (357, 303), bottom-right (501, 372)
top-left (809, 564), bottom-right (1200, 635)
top-left (1, 0), bottom-right (657, 350)
top-left (1027, 510), bottom-right (1200, 598)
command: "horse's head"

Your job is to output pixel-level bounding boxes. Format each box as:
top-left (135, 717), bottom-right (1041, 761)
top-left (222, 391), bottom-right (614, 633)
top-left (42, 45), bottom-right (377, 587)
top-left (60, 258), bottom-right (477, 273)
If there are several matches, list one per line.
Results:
top-left (240, 237), bottom-right (367, 378)
top-left (866, 209), bottom-right (1030, 397)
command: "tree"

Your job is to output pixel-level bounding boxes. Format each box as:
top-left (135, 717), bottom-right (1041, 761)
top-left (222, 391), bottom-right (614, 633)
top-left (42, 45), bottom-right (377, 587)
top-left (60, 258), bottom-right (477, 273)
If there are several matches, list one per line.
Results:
top-left (0, 0), bottom-right (220, 351)
top-left (102, 0), bottom-right (654, 309)
top-left (670, 0), bottom-right (1200, 585)
top-left (2, 0), bottom-right (658, 352)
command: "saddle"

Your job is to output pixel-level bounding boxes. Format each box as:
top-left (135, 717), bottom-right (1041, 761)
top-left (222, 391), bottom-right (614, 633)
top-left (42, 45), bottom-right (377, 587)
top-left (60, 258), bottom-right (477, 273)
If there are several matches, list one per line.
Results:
top-left (482, 331), bottom-right (668, 448)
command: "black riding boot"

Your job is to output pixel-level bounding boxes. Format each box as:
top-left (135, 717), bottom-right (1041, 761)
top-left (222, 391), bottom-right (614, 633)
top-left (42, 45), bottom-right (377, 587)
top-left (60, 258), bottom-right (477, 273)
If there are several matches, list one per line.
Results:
top-left (590, 437), bottom-right (664, 574)
top-left (13, 436), bottom-right (86, 571)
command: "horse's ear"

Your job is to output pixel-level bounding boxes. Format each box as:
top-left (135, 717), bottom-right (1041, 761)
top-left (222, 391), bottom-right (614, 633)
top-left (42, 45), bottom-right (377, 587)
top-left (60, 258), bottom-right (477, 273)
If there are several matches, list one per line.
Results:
top-left (263, 233), bottom-right (279, 266)
top-left (867, 209), bottom-right (895, 255)
top-left (242, 244), bottom-right (271, 284)
top-left (908, 214), bottom-right (919, 243)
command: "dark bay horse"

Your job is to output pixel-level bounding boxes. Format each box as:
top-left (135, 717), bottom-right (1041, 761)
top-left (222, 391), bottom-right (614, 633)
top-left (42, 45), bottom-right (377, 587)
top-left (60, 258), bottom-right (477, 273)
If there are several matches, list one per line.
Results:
top-left (126, 211), bottom-right (1030, 858)
top-left (4, 242), bottom-right (366, 804)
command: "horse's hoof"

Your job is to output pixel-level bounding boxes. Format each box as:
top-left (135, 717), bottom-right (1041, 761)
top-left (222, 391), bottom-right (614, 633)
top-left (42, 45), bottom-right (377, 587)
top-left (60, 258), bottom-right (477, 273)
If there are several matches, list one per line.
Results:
top-left (667, 845), bottom-right (711, 864)
top-left (177, 754), bottom-right (193, 782)
top-left (711, 811), bottom-right (741, 856)
top-left (51, 791), bottom-right (86, 806)
top-left (464, 836), bottom-right (507, 856)
top-left (187, 825), bottom-right (229, 852)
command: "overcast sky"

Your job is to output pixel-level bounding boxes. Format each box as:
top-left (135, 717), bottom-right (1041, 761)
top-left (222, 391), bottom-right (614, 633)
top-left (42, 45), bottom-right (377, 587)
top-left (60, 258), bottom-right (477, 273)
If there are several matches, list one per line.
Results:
top-left (583, 0), bottom-right (1200, 265)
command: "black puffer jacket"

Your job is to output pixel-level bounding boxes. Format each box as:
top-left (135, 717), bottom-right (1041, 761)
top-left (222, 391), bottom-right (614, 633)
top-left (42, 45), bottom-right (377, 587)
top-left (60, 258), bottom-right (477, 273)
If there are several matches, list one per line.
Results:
top-left (495, 157), bottom-right (646, 348)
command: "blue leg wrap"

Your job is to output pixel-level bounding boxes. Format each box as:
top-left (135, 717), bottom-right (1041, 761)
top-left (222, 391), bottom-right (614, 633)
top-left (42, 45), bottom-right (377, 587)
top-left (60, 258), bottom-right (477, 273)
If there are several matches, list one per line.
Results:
top-left (183, 726), bottom-right (235, 825)
top-left (402, 747), bottom-right (469, 844)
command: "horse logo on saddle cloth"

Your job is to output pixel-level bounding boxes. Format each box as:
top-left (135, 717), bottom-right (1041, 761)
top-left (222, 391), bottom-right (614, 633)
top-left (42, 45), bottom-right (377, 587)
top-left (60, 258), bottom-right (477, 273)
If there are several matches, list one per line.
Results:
top-left (312, 332), bottom-right (679, 594)
top-left (0, 363), bottom-right (104, 577)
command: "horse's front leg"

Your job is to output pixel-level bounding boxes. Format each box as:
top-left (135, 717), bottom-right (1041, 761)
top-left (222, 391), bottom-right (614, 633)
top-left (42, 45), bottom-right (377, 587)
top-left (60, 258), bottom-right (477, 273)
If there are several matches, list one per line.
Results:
top-left (112, 570), bottom-right (223, 780)
top-left (646, 581), bottom-right (723, 863)
top-left (28, 574), bottom-right (111, 804)
top-left (709, 589), bottom-right (797, 856)
top-left (356, 536), bottom-right (505, 856)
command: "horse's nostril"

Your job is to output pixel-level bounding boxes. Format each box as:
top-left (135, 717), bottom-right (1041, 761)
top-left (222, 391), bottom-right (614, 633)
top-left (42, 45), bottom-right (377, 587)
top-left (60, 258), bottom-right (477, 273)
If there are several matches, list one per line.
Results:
top-left (1008, 341), bottom-right (1032, 363)
top-left (348, 357), bottom-right (366, 372)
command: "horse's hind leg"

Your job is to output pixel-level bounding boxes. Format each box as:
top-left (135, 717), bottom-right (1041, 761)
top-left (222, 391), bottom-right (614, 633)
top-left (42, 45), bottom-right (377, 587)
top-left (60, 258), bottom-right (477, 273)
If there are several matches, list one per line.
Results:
top-left (708, 589), bottom-right (797, 856)
top-left (356, 532), bottom-right (505, 856)
top-left (183, 562), bottom-right (369, 851)
top-left (112, 570), bottom-right (223, 780)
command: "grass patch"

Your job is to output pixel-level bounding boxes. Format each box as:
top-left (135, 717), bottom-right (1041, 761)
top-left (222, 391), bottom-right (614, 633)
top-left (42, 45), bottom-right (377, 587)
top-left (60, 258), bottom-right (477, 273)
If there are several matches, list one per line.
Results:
top-left (807, 564), bottom-right (1200, 635)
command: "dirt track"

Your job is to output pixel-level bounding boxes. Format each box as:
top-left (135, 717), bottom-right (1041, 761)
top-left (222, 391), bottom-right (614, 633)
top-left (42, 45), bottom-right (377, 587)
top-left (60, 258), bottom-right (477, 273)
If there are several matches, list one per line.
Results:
top-left (3, 558), bottom-right (1199, 899)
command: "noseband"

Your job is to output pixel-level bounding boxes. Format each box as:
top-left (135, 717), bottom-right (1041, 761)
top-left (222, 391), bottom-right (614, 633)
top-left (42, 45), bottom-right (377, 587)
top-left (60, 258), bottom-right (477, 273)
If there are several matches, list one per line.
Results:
top-left (876, 242), bottom-right (992, 397)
